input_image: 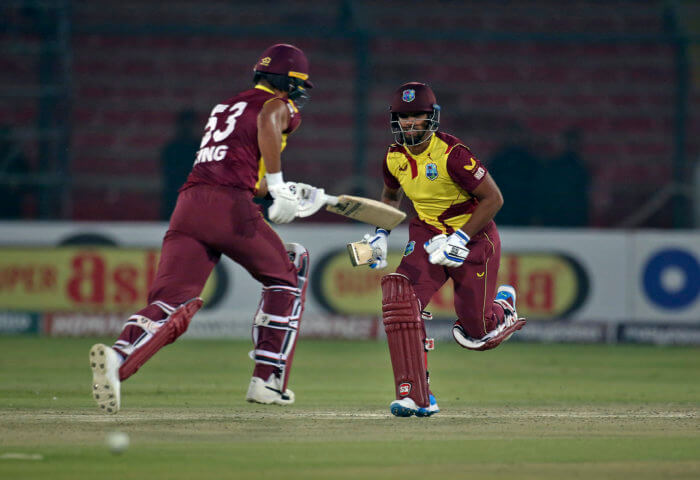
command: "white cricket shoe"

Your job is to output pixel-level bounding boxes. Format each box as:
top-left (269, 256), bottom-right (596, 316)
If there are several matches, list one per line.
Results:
top-left (89, 343), bottom-right (121, 414)
top-left (245, 374), bottom-right (295, 406)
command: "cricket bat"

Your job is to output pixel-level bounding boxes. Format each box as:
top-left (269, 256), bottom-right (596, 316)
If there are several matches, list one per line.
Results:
top-left (296, 186), bottom-right (406, 230)
top-left (325, 195), bottom-right (406, 230)
top-left (346, 240), bottom-right (377, 267)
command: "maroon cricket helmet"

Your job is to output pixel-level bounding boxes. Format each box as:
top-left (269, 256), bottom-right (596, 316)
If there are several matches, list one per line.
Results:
top-left (390, 82), bottom-right (437, 113)
top-left (389, 82), bottom-right (441, 146)
top-left (254, 43), bottom-right (313, 88)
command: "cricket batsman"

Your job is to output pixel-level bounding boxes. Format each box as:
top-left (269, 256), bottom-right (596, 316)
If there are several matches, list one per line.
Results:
top-left (360, 82), bottom-right (526, 417)
top-left (89, 44), bottom-right (315, 413)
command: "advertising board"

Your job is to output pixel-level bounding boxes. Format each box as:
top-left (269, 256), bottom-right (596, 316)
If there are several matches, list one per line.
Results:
top-left (1, 221), bottom-right (697, 343)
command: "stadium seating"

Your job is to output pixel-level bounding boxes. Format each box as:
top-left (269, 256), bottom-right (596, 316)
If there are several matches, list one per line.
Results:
top-left (3, 1), bottom-right (697, 226)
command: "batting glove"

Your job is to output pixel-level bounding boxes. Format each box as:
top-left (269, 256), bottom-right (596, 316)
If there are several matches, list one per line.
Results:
top-left (424, 229), bottom-right (470, 268)
top-left (363, 228), bottom-right (389, 269)
top-left (267, 172), bottom-right (299, 224)
top-left (290, 182), bottom-right (328, 218)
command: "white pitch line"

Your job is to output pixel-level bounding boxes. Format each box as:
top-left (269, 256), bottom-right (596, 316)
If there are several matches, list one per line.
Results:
top-left (0, 410), bottom-right (696, 423)
top-left (0, 453), bottom-right (44, 461)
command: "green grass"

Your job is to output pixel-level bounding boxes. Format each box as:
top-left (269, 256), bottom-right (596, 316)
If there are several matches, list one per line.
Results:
top-left (0, 337), bottom-right (699, 479)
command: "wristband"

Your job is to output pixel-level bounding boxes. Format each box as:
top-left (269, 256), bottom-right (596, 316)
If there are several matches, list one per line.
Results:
top-left (266, 171), bottom-right (284, 187)
top-left (454, 229), bottom-right (470, 244)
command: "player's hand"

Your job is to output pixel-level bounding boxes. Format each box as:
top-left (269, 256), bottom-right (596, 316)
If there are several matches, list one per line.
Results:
top-left (267, 174), bottom-right (299, 224)
top-left (363, 228), bottom-right (389, 269)
top-left (290, 182), bottom-right (328, 218)
top-left (424, 229), bottom-right (470, 268)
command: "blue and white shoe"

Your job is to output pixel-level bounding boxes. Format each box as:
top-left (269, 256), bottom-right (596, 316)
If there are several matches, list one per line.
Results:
top-left (415, 394), bottom-right (440, 417)
top-left (495, 284), bottom-right (517, 317)
top-left (494, 284), bottom-right (519, 341)
top-left (390, 394), bottom-right (440, 417)
top-left (390, 398), bottom-right (418, 417)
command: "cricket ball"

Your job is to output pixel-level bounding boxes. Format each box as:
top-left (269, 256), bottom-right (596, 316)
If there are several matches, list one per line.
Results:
top-left (105, 430), bottom-right (130, 454)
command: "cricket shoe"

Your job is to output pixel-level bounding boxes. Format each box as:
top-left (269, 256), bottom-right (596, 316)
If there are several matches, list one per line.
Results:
top-left (493, 284), bottom-right (523, 342)
top-left (452, 285), bottom-right (526, 351)
top-left (246, 374), bottom-right (295, 406)
top-left (89, 343), bottom-right (121, 414)
top-left (495, 284), bottom-right (517, 318)
top-left (390, 394), bottom-right (439, 418)
top-left (415, 394), bottom-right (440, 417)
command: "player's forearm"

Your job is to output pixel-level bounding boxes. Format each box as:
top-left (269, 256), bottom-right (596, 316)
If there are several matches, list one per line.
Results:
top-left (381, 186), bottom-right (402, 210)
top-left (458, 173), bottom-right (504, 238)
top-left (460, 195), bottom-right (503, 238)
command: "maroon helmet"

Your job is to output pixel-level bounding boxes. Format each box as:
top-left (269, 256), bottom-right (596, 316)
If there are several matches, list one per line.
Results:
top-left (389, 82), bottom-right (441, 146)
top-left (253, 44), bottom-right (313, 107)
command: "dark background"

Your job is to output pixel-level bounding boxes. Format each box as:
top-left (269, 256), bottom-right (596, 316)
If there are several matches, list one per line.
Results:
top-left (1, 0), bottom-right (698, 228)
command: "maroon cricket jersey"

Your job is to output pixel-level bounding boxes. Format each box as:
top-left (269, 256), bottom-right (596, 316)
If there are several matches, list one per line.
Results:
top-left (182, 85), bottom-right (301, 193)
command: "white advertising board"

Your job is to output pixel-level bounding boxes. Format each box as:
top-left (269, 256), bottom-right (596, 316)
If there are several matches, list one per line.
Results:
top-left (0, 222), bottom-right (698, 339)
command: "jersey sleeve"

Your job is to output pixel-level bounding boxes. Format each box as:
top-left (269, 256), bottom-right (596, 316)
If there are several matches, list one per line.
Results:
top-left (446, 145), bottom-right (488, 193)
top-left (382, 150), bottom-right (401, 190)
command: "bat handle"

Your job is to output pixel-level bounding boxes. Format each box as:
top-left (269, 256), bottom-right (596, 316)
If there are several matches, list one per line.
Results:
top-left (323, 194), bottom-right (339, 206)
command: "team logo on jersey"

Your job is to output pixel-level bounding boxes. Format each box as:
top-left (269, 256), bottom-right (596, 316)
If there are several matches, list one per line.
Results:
top-left (260, 56), bottom-right (271, 66)
top-left (402, 89), bottom-right (416, 102)
top-left (403, 241), bottom-right (415, 257)
top-left (426, 163), bottom-right (438, 180)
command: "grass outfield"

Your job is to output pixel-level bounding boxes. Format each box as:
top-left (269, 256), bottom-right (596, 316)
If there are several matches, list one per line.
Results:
top-left (0, 337), bottom-right (698, 479)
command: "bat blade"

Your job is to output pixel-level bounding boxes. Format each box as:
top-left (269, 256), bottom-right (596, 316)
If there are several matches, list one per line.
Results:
top-left (326, 195), bottom-right (406, 230)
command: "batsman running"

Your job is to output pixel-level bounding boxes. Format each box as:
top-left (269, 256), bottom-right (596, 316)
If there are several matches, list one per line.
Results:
top-left (359, 82), bottom-right (526, 417)
top-left (89, 43), bottom-right (315, 413)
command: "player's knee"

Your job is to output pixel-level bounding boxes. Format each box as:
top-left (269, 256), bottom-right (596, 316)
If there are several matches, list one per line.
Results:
top-left (381, 273), bottom-right (414, 303)
top-left (260, 243), bottom-right (308, 290)
top-left (381, 273), bottom-right (422, 326)
top-left (286, 242), bottom-right (309, 284)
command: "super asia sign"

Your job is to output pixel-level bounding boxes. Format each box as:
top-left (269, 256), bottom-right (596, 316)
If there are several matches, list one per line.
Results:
top-left (0, 247), bottom-right (220, 312)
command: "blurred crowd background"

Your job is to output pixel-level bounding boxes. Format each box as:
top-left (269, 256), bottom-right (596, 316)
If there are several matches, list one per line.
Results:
top-left (2, 0), bottom-right (699, 228)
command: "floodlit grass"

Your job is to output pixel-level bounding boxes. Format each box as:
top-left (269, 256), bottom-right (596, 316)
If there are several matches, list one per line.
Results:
top-left (0, 337), bottom-right (698, 479)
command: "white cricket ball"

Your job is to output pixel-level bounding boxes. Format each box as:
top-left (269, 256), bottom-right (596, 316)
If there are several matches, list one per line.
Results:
top-left (105, 431), bottom-right (130, 454)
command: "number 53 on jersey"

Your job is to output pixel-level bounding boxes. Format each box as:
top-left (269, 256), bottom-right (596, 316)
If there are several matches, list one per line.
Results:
top-left (195, 102), bottom-right (248, 165)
